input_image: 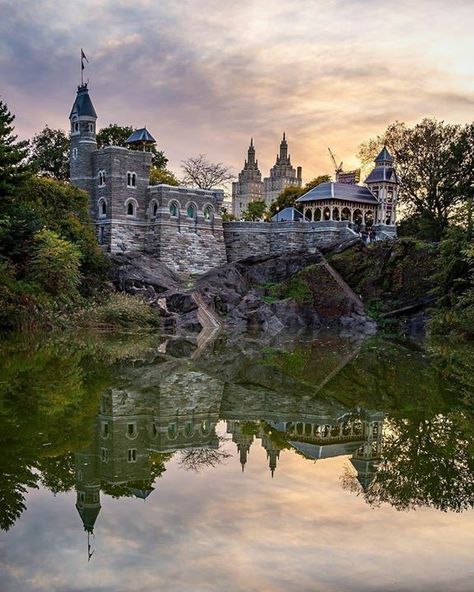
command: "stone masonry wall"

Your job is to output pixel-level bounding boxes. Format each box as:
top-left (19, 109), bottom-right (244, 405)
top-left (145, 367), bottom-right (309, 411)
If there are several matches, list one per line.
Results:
top-left (146, 185), bottom-right (227, 274)
top-left (223, 220), bottom-right (358, 262)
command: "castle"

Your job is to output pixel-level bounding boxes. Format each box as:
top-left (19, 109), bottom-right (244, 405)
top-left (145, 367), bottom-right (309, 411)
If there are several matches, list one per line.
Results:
top-left (69, 83), bottom-right (398, 275)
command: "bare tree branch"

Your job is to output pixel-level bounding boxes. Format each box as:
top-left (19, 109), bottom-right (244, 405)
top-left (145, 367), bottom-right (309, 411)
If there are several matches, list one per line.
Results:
top-left (178, 446), bottom-right (232, 472)
top-left (181, 154), bottom-right (234, 190)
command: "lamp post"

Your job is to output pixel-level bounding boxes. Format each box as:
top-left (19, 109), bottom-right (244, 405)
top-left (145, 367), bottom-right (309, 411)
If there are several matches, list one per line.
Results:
top-left (276, 206), bottom-right (280, 222)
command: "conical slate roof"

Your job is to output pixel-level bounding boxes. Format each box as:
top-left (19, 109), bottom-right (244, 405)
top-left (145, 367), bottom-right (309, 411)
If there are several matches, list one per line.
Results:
top-left (375, 146), bottom-right (393, 163)
top-left (125, 127), bottom-right (156, 145)
top-left (76, 504), bottom-right (101, 533)
top-left (70, 84), bottom-right (97, 119)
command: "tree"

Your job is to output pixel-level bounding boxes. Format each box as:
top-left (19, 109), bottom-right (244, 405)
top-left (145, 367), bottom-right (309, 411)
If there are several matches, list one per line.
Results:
top-left (96, 123), bottom-right (134, 148)
top-left (304, 174), bottom-right (331, 191)
top-left (241, 199), bottom-right (267, 221)
top-left (149, 166), bottom-right (179, 186)
top-left (358, 119), bottom-right (472, 241)
top-left (97, 123), bottom-right (168, 169)
top-left (28, 126), bottom-right (69, 180)
top-left (181, 154), bottom-right (234, 190)
top-left (268, 175), bottom-right (331, 217)
top-left (0, 100), bottom-right (29, 199)
top-left (269, 186), bottom-right (302, 217)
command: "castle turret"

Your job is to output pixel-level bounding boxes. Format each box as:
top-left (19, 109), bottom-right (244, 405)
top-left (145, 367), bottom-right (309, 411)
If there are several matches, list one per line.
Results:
top-left (69, 83), bottom-right (97, 198)
top-left (365, 146), bottom-right (399, 225)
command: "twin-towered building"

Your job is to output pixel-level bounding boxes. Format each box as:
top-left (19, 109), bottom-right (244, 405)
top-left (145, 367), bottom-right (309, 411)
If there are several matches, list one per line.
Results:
top-left (232, 134), bottom-right (303, 218)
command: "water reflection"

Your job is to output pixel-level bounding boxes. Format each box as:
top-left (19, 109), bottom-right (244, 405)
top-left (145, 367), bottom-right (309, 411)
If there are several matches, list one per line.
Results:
top-left (0, 332), bottom-right (473, 554)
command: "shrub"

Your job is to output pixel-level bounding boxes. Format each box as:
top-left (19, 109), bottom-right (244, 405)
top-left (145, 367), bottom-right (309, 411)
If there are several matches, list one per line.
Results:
top-left (74, 293), bottom-right (160, 329)
top-left (28, 229), bottom-right (82, 303)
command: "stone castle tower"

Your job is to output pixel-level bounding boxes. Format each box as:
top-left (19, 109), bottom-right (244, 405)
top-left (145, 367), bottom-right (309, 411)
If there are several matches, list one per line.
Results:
top-left (263, 133), bottom-right (302, 206)
top-left (231, 139), bottom-right (264, 218)
top-left (69, 83), bottom-right (227, 274)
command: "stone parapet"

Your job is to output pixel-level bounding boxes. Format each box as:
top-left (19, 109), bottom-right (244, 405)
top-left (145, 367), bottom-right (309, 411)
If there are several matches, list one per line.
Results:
top-left (223, 220), bottom-right (358, 261)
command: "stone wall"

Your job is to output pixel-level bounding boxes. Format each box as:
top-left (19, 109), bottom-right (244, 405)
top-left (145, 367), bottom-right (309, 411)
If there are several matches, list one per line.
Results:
top-left (223, 220), bottom-right (359, 261)
top-left (146, 185), bottom-right (227, 274)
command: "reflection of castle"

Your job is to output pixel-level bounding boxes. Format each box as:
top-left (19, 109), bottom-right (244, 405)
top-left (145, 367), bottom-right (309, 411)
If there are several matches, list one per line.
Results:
top-left (227, 410), bottom-right (383, 486)
top-left (74, 348), bottom-right (385, 548)
top-left (75, 386), bottom-right (221, 536)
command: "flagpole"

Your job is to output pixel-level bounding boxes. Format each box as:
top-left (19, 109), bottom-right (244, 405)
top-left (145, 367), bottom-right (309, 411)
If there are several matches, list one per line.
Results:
top-left (81, 49), bottom-right (83, 86)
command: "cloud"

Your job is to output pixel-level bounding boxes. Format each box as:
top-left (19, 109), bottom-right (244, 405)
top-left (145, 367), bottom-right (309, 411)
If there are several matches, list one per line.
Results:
top-left (0, 0), bottom-right (473, 179)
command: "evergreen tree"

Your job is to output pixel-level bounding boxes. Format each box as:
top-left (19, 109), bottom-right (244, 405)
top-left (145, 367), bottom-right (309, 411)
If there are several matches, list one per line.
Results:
top-left (0, 100), bottom-right (30, 199)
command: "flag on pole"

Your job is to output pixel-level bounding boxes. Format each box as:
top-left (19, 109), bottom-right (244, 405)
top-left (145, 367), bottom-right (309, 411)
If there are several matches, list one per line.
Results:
top-left (81, 49), bottom-right (88, 71)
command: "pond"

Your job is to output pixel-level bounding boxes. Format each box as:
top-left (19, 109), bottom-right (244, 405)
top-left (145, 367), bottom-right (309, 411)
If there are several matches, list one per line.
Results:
top-left (0, 331), bottom-right (473, 592)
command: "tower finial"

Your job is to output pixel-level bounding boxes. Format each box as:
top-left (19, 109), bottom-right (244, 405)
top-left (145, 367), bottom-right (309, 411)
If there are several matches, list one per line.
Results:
top-left (250, 137), bottom-right (253, 147)
top-left (283, 131), bottom-right (286, 141)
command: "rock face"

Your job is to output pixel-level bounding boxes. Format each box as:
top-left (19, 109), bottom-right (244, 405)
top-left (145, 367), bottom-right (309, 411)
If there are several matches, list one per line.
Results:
top-left (110, 246), bottom-right (377, 336)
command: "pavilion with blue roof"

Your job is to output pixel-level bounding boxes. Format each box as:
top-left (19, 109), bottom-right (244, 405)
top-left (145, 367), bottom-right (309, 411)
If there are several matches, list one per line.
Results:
top-left (296, 147), bottom-right (399, 227)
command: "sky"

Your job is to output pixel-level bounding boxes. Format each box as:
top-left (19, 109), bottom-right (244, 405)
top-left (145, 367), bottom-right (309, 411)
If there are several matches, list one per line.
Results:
top-left (1, 0), bottom-right (473, 181)
top-left (1, 431), bottom-right (473, 591)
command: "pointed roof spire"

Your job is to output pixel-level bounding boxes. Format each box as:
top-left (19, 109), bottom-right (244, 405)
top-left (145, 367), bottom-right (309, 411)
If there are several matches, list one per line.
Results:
top-left (250, 137), bottom-right (254, 147)
top-left (375, 146), bottom-right (393, 164)
top-left (70, 83), bottom-right (97, 119)
top-left (283, 131), bottom-right (286, 141)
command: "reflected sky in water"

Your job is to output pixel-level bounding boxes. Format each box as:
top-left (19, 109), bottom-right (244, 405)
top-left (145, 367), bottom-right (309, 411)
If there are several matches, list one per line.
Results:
top-left (0, 332), bottom-right (472, 591)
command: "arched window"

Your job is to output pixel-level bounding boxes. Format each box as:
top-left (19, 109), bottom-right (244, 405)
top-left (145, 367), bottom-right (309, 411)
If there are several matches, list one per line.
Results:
top-left (314, 208), bottom-right (322, 221)
top-left (167, 423), bottom-right (177, 440)
top-left (126, 422), bottom-right (137, 439)
top-left (99, 226), bottom-right (105, 245)
top-left (323, 207), bottom-right (331, 221)
top-left (125, 199), bottom-right (137, 217)
top-left (169, 201), bottom-right (179, 217)
top-left (98, 170), bottom-right (106, 187)
top-left (98, 198), bottom-right (107, 217)
top-left (127, 172), bottom-right (137, 188)
top-left (333, 207), bottom-right (340, 221)
top-left (353, 209), bottom-right (363, 224)
top-left (187, 204), bottom-right (196, 219)
top-left (184, 422), bottom-right (193, 438)
top-left (203, 205), bottom-right (213, 221)
top-left (341, 207), bottom-right (351, 221)
top-left (153, 202), bottom-right (158, 216)
top-left (72, 147), bottom-right (78, 160)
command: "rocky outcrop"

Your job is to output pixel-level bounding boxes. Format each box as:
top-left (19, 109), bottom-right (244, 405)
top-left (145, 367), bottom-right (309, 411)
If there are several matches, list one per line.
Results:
top-left (110, 248), bottom-right (377, 336)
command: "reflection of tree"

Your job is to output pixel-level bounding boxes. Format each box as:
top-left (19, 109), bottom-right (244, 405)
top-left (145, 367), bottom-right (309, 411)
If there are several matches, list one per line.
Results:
top-left (0, 340), bottom-right (111, 531)
top-left (39, 454), bottom-right (76, 494)
top-left (342, 414), bottom-right (474, 512)
top-left (179, 445), bottom-right (232, 472)
top-left (0, 463), bottom-right (38, 531)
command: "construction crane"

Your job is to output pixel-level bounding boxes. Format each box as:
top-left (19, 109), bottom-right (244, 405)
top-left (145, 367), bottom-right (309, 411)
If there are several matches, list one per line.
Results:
top-left (328, 147), bottom-right (343, 176)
